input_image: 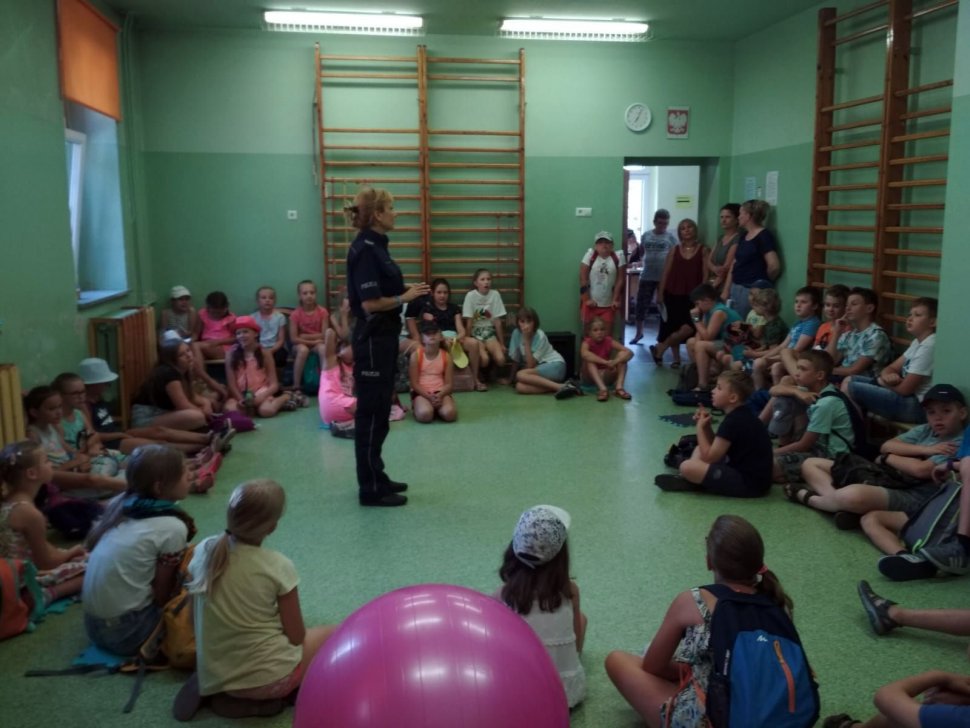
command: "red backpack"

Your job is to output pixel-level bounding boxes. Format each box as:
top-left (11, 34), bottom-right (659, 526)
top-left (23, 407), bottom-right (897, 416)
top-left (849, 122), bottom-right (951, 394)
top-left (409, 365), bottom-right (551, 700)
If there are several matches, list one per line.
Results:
top-left (0, 558), bottom-right (45, 640)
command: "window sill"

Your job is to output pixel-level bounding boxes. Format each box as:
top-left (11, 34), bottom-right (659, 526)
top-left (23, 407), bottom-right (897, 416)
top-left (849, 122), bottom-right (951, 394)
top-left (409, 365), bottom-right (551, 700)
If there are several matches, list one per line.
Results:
top-left (77, 289), bottom-right (130, 310)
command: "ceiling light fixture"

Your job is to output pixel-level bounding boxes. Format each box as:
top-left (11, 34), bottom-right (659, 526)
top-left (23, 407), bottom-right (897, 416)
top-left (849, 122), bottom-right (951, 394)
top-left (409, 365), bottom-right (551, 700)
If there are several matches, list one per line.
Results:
top-left (499, 18), bottom-right (649, 42)
top-left (264, 10), bottom-right (424, 35)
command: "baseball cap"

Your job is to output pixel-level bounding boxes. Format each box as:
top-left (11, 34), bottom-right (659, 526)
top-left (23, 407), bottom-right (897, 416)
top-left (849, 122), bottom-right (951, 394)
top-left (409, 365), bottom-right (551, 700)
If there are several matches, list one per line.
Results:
top-left (594, 231), bottom-right (614, 244)
top-left (159, 329), bottom-right (191, 346)
top-left (232, 315), bottom-right (261, 333)
top-left (170, 285), bottom-right (191, 299)
top-left (922, 384), bottom-right (966, 407)
top-left (77, 357), bottom-right (119, 385)
top-left (512, 505), bottom-right (571, 568)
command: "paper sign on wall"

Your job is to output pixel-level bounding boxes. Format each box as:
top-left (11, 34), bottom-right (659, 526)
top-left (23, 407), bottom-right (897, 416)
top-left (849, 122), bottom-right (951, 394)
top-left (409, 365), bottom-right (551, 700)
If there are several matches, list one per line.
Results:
top-left (744, 176), bottom-right (757, 200)
top-left (765, 171), bottom-right (779, 205)
top-left (675, 195), bottom-right (693, 209)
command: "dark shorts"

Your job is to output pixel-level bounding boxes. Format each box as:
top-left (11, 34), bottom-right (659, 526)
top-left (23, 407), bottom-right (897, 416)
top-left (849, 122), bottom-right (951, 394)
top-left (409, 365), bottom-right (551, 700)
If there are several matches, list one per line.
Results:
top-left (886, 482), bottom-right (939, 515)
top-left (702, 463), bottom-right (771, 498)
top-left (775, 447), bottom-right (827, 484)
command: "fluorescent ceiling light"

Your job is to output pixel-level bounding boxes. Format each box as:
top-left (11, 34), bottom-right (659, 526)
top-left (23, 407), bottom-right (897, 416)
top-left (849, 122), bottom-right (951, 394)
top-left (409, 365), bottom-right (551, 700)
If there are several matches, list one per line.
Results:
top-left (264, 10), bottom-right (424, 35)
top-left (499, 18), bottom-right (649, 42)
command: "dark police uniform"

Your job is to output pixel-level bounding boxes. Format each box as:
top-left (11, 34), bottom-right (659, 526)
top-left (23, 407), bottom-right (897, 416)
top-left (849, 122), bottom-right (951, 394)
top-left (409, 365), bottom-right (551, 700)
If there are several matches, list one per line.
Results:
top-left (346, 228), bottom-right (405, 499)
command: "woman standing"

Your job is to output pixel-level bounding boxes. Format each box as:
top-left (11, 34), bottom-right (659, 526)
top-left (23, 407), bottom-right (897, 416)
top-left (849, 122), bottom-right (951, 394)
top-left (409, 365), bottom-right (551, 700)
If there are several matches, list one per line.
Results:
top-left (708, 204), bottom-right (741, 293)
top-left (722, 199), bottom-right (781, 319)
top-left (649, 219), bottom-right (709, 368)
top-left (345, 187), bottom-right (429, 507)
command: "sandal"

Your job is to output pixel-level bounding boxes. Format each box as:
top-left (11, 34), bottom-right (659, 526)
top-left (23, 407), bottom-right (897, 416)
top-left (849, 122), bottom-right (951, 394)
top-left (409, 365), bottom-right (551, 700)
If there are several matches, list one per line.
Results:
top-left (669, 361), bottom-right (681, 369)
top-left (822, 715), bottom-right (861, 728)
top-left (857, 580), bottom-right (899, 636)
top-left (475, 381), bottom-right (488, 392)
top-left (614, 388), bottom-right (632, 400)
top-left (648, 344), bottom-right (662, 365)
top-left (630, 334), bottom-right (643, 345)
top-left (783, 482), bottom-right (816, 506)
top-left (597, 389), bottom-right (609, 402)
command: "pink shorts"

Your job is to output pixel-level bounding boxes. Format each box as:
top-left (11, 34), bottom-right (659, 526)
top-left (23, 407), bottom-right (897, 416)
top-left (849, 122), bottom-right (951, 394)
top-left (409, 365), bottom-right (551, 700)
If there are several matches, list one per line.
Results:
top-left (318, 367), bottom-right (355, 424)
top-left (227, 662), bottom-right (303, 700)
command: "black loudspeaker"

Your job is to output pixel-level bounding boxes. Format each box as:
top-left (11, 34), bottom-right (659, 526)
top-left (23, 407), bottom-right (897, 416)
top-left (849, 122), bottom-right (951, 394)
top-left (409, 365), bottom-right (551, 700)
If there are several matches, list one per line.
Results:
top-left (546, 331), bottom-right (577, 381)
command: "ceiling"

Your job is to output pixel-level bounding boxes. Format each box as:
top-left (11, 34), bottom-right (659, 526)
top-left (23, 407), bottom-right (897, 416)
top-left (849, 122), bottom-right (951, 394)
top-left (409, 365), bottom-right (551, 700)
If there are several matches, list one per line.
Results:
top-left (103, 0), bottom-right (823, 41)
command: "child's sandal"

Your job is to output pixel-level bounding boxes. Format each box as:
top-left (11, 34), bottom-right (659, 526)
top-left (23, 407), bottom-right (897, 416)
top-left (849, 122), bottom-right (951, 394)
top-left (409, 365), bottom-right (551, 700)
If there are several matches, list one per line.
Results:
top-left (784, 482), bottom-right (815, 506)
top-left (597, 389), bottom-right (609, 402)
top-left (615, 388), bottom-right (632, 400)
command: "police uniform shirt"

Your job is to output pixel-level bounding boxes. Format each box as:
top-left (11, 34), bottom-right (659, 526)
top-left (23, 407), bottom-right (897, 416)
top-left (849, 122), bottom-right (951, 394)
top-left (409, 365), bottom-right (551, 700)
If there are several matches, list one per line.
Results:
top-left (347, 229), bottom-right (406, 335)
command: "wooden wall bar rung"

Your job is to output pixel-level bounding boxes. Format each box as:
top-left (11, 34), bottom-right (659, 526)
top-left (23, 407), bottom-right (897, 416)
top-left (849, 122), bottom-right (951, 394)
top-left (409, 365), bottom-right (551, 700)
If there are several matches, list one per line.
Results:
top-left (431, 256), bottom-right (520, 264)
top-left (431, 242), bottom-right (521, 248)
top-left (899, 106), bottom-right (951, 121)
top-left (429, 162), bottom-right (519, 169)
top-left (889, 154), bottom-right (948, 165)
top-left (887, 202), bottom-right (945, 210)
top-left (825, 0), bottom-right (887, 25)
top-left (881, 247), bottom-right (941, 257)
top-left (427, 57), bottom-right (520, 65)
top-left (829, 118), bottom-right (883, 132)
top-left (887, 178), bottom-right (946, 188)
top-left (427, 74), bottom-right (517, 83)
top-left (883, 292), bottom-right (919, 302)
top-left (428, 146), bottom-right (517, 153)
top-left (813, 244), bottom-right (874, 253)
top-left (821, 93), bottom-right (883, 112)
top-left (882, 313), bottom-right (908, 324)
top-left (431, 194), bottom-right (520, 201)
top-left (429, 129), bottom-right (519, 136)
top-left (324, 176), bottom-right (417, 184)
top-left (883, 226), bottom-right (943, 234)
top-left (323, 127), bottom-right (418, 134)
top-left (893, 79), bottom-right (953, 97)
top-left (330, 225), bottom-right (423, 233)
top-left (325, 161), bottom-right (420, 168)
top-left (817, 183), bottom-right (878, 191)
top-left (891, 129), bottom-right (950, 143)
top-left (814, 224), bottom-right (876, 232)
top-left (819, 138), bottom-right (881, 152)
top-left (431, 226), bottom-right (522, 233)
top-left (816, 204), bottom-right (877, 211)
top-left (323, 144), bottom-right (419, 151)
top-left (818, 161), bottom-right (879, 172)
top-left (811, 263), bottom-right (873, 274)
top-left (907, 0), bottom-right (959, 19)
top-left (882, 270), bottom-right (940, 281)
top-left (320, 54), bottom-right (416, 62)
top-left (429, 178), bottom-right (520, 185)
top-left (833, 24), bottom-right (889, 46)
top-left (321, 72), bottom-right (417, 80)
top-left (431, 211), bottom-right (520, 217)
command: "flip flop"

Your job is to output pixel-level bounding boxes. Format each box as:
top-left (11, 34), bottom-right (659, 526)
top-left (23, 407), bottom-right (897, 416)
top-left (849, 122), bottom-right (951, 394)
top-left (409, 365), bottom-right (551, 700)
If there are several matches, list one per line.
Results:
top-left (630, 334), bottom-right (643, 345)
top-left (615, 388), bottom-right (632, 400)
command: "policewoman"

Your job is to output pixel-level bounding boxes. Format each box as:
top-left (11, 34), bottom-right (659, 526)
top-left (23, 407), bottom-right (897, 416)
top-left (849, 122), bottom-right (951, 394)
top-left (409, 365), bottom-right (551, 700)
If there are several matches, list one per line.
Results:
top-left (345, 187), bottom-right (429, 507)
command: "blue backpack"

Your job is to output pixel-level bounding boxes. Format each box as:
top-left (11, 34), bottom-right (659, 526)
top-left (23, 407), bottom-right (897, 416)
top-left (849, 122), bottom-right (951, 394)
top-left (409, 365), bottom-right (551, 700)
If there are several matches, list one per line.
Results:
top-left (704, 583), bottom-right (820, 728)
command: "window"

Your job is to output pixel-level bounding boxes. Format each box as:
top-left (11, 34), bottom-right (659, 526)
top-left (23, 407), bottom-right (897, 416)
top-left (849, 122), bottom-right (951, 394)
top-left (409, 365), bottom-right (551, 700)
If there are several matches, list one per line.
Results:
top-left (64, 101), bottom-right (128, 304)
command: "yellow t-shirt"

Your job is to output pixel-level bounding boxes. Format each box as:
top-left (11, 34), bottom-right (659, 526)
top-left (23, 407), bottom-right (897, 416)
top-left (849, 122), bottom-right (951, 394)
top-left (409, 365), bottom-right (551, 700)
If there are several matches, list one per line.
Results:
top-left (190, 538), bottom-right (302, 695)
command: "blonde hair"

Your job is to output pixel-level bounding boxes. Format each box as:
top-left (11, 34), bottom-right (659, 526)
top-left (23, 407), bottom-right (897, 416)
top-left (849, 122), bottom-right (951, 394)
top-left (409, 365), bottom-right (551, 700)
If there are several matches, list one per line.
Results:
top-left (188, 479), bottom-right (285, 596)
top-left (750, 287), bottom-right (781, 316)
top-left (742, 199), bottom-right (771, 226)
top-left (344, 186), bottom-right (394, 230)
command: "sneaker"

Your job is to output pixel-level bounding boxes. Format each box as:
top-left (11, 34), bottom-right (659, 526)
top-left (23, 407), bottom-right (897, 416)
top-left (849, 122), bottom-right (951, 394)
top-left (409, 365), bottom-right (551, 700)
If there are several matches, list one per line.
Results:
top-left (359, 492), bottom-right (408, 507)
top-left (857, 580), bottom-right (899, 636)
top-left (919, 540), bottom-right (970, 576)
top-left (833, 511), bottom-right (862, 531)
top-left (330, 422), bottom-right (355, 439)
top-left (654, 474), bottom-right (699, 492)
top-left (878, 552), bottom-right (938, 581)
top-left (554, 381), bottom-right (581, 400)
top-left (211, 424), bottom-right (235, 454)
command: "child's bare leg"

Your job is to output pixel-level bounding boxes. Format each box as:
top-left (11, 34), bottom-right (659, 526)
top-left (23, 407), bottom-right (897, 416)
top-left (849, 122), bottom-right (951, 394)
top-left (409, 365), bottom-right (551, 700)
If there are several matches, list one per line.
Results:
top-left (686, 336), bottom-right (697, 363)
top-left (146, 408), bottom-right (208, 432)
top-left (515, 369), bottom-right (562, 394)
top-left (861, 511), bottom-right (909, 555)
top-left (695, 341), bottom-right (718, 387)
top-left (484, 337), bottom-right (505, 368)
top-left (605, 650), bottom-right (677, 728)
top-left (437, 395), bottom-right (457, 422)
top-left (117, 436), bottom-right (166, 455)
top-left (752, 356), bottom-right (770, 390)
top-left (292, 344), bottom-right (309, 389)
top-left (679, 447), bottom-right (711, 484)
top-left (299, 625), bottom-right (340, 675)
top-left (412, 395), bottom-right (435, 423)
top-left (614, 356), bottom-right (630, 391)
top-left (585, 362), bottom-right (608, 393)
top-left (886, 606), bottom-right (970, 636)
top-left (769, 360), bottom-right (787, 386)
top-left (779, 347), bottom-right (799, 378)
top-left (477, 340), bottom-right (491, 369)
top-left (257, 394), bottom-right (289, 417)
top-left (46, 574), bottom-right (84, 603)
top-left (130, 426), bottom-right (209, 446)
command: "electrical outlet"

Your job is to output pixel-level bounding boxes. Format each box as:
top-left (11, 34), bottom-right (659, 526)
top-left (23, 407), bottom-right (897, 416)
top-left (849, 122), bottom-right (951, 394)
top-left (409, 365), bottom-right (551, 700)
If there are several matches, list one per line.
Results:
top-left (575, 207), bottom-right (592, 217)
top-left (287, 210), bottom-right (298, 220)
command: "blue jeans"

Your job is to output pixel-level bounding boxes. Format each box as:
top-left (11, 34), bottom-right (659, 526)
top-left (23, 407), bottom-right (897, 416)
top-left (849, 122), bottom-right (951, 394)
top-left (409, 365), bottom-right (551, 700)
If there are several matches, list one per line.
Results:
top-left (848, 376), bottom-right (926, 423)
top-left (729, 283), bottom-right (752, 320)
top-left (84, 603), bottom-right (162, 657)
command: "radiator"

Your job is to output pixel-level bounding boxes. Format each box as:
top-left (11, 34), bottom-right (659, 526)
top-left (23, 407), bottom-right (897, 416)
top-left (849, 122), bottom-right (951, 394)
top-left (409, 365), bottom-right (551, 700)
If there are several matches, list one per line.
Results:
top-left (88, 306), bottom-right (157, 430)
top-left (0, 364), bottom-right (26, 446)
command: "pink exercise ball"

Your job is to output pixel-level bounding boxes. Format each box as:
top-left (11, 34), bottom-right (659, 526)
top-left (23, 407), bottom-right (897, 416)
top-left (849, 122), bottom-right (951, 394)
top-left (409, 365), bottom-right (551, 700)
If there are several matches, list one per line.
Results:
top-left (293, 584), bottom-right (569, 728)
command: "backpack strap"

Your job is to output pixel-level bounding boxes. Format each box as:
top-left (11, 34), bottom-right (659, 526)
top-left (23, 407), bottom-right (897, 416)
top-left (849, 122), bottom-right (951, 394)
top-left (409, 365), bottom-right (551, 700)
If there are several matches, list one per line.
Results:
top-left (818, 389), bottom-right (865, 453)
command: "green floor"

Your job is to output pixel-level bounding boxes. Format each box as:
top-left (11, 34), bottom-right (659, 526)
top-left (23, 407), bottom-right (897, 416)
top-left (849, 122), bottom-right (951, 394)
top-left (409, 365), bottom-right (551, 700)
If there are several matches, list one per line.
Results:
top-left (2, 332), bottom-right (968, 727)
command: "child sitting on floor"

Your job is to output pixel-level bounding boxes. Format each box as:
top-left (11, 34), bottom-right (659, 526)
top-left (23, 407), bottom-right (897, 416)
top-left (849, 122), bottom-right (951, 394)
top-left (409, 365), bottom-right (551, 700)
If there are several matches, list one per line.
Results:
top-left (408, 320), bottom-right (457, 423)
top-left (507, 306), bottom-right (572, 397)
top-left (190, 290), bottom-right (234, 401)
top-left (82, 445), bottom-right (195, 657)
top-left (791, 384), bottom-right (966, 533)
top-left (686, 284), bottom-right (742, 391)
top-left (224, 316), bottom-right (295, 418)
top-left (826, 286), bottom-right (892, 381)
top-left (580, 316), bottom-right (633, 401)
top-left (497, 505), bottom-right (587, 709)
top-left (289, 280), bottom-right (330, 393)
top-left (811, 284), bottom-right (849, 352)
top-left (159, 285), bottom-right (198, 341)
top-left (462, 268), bottom-right (507, 388)
top-left (252, 286), bottom-right (289, 372)
top-left (174, 480), bottom-right (338, 720)
top-left (753, 286), bottom-right (821, 389)
top-left (0, 441), bottom-right (87, 604)
top-left (727, 288), bottom-right (789, 376)
top-left (768, 351), bottom-right (856, 490)
top-left (655, 370), bottom-right (773, 497)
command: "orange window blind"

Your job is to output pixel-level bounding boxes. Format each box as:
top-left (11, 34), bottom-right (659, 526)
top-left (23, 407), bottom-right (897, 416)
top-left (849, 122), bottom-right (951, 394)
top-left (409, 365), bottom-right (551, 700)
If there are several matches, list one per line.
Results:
top-left (57, 0), bottom-right (121, 121)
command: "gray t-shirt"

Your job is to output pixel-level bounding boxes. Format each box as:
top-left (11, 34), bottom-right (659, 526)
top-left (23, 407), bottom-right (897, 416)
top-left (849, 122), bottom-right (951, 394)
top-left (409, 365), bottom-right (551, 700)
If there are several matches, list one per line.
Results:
top-left (639, 230), bottom-right (678, 281)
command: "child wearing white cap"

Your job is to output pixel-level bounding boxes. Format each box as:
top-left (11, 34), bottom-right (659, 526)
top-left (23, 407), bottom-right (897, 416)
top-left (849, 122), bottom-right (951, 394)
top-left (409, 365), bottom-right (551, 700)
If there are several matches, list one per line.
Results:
top-left (159, 285), bottom-right (198, 340)
top-left (497, 505), bottom-right (587, 709)
top-left (579, 230), bottom-right (626, 331)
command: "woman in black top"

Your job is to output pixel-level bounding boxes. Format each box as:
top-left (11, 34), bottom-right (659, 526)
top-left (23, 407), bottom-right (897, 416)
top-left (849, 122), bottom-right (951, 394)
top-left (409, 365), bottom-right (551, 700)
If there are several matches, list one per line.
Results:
top-left (345, 187), bottom-right (429, 507)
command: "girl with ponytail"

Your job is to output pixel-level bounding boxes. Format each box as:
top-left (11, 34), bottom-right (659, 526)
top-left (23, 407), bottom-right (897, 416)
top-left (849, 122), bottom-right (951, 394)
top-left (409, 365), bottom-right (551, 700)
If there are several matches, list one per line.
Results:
top-left (174, 480), bottom-right (338, 720)
top-left (606, 515), bottom-right (798, 727)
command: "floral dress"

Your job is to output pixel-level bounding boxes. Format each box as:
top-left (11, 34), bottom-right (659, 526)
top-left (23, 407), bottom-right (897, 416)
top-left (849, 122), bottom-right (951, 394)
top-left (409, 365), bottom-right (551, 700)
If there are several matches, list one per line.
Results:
top-left (660, 587), bottom-right (714, 728)
top-left (0, 501), bottom-right (87, 595)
